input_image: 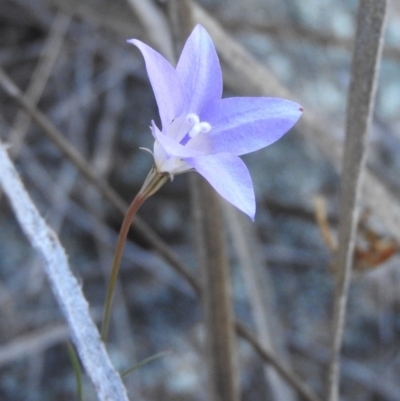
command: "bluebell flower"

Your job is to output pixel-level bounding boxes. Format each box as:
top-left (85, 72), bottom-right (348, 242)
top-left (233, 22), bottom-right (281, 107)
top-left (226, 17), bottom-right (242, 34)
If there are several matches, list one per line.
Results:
top-left (128, 25), bottom-right (302, 219)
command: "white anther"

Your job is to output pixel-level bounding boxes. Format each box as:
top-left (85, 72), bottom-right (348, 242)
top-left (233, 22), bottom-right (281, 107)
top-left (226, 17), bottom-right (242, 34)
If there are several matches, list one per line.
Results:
top-left (199, 122), bottom-right (211, 133)
top-left (185, 113), bottom-right (211, 138)
top-left (186, 113), bottom-right (200, 126)
top-left (188, 124), bottom-right (202, 138)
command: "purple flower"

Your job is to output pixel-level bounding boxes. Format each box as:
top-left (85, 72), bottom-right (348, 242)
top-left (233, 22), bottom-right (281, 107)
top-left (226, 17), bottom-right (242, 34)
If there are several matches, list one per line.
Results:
top-left (128, 25), bottom-right (302, 220)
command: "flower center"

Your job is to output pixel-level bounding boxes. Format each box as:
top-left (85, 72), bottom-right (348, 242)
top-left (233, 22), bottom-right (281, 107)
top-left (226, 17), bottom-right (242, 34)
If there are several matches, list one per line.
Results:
top-left (186, 113), bottom-right (211, 138)
top-left (179, 113), bottom-right (211, 146)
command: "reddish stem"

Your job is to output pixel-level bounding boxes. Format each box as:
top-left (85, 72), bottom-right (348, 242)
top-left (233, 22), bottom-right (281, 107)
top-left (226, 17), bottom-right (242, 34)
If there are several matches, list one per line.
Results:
top-left (101, 169), bottom-right (167, 342)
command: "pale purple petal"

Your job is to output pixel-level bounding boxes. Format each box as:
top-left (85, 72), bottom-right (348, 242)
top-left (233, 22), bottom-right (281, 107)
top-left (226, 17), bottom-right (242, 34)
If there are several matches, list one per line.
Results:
top-left (151, 121), bottom-right (203, 158)
top-left (191, 97), bottom-right (303, 155)
top-left (164, 115), bottom-right (192, 142)
top-left (176, 25), bottom-right (222, 116)
top-left (128, 39), bottom-right (186, 128)
top-left (153, 137), bottom-right (167, 166)
top-left (185, 153), bottom-right (255, 220)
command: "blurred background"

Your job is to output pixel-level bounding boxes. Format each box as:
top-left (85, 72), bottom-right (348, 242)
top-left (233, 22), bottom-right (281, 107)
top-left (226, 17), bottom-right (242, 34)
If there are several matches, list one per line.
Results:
top-left (0, 0), bottom-right (400, 400)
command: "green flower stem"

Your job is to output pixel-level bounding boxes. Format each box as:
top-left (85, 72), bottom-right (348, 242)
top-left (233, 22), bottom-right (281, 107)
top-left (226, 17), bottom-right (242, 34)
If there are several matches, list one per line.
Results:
top-left (121, 350), bottom-right (171, 377)
top-left (101, 167), bottom-right (168, 342)
top-left (66, 341), bottom-right (84, 401)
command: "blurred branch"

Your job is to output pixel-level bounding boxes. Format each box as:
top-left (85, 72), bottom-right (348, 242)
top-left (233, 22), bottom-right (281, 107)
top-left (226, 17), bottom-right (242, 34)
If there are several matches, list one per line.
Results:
top-left (293, 339), bottom-right (400, 401)
top-left (225, 204), bottom-right (296, 401)
top-left (167, 0), bottom-right (195, 54)
top-left (192, 177), bottom-right (240, 401)
top-left (42, 0), bottom-right (142, 38)
top-left (235, 322), bottom-right (321, 401)
top-left (0, 143), bottom-right (129, 401)
top-left (8, 11), bottom-right (70, 158)
top-left (0, 324), bottom-right (69, 368)
top-left (125, 0), bottom-right (174, 61)
top-left (327, 1), bottom-right (389, 401)
top-left (224, 19), bottom-right (400, 62)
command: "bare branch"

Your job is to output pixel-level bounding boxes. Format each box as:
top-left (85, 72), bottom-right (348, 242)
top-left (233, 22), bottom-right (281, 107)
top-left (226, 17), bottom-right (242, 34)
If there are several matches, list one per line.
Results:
top-left (0, 143), bottom-right (129, 401)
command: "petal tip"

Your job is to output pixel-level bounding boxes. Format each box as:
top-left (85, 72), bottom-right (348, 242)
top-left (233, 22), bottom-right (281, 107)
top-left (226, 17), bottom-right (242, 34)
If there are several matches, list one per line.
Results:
top-left (245, 201), bottom-right (256, 221)
top-left (247, 210), bottom-right (256, 221)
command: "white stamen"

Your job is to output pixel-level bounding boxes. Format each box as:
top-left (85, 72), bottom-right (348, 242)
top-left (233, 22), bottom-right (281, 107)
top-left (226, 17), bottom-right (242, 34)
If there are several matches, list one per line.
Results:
top-left (185, 113), bottom-right (211, 138)
top-left (199, 122), bottom-right (211, 133)
top-left (186, 113), bottom-right (200, 125)
top-left (188, 124), bottom-right (202, 138)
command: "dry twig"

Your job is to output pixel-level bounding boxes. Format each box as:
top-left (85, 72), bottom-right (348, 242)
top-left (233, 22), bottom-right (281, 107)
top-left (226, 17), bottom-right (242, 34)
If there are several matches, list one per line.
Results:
top-left (0, 143), bottom-right (129, 401)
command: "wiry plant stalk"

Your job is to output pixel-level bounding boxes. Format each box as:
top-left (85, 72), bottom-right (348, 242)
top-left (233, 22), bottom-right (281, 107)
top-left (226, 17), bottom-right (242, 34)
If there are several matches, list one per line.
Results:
top-left (101, 167), bottom-right (167, 342)
top-left (191, 175), bottom-right (240, 401)
top-left (327, 1), bottom-right (388, 400)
